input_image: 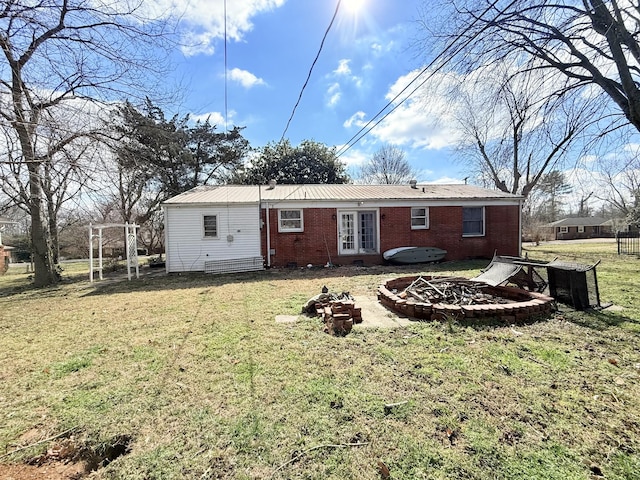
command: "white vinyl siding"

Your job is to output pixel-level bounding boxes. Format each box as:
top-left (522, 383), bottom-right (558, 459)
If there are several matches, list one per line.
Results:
top-left (165, 205), bottom-right (261, 272)
top-left (462, 206), bottom-right (485, 237)
top-left (411, 207), bottom-right (429, 229)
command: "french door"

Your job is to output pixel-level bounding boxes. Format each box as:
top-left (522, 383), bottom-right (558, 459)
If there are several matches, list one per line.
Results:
top-left (338, 210), bottom-right (378, 255)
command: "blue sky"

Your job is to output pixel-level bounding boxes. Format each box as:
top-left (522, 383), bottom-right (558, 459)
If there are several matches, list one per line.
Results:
top-left (161, 0), bottom-right (463, 183)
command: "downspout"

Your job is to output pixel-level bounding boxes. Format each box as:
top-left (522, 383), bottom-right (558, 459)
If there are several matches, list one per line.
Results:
top-left (266, 201), bottom-right (271, 267)
top-left (163, 206), bottom-right (169, 273)
top-left (518, 197), bottom-right (523, 256)
top-left (258, 184), bottom-right (269, 267)
top-left (89, 223), bottom-right (93, 283)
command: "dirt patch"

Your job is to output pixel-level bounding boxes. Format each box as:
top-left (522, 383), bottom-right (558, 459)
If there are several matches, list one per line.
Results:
top-left (0, 434), bottom-right (132, 480)
top-left (0, 461), bottom-right (87, 480)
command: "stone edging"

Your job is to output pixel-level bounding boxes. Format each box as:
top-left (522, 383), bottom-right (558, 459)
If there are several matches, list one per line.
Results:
top-left (378, 276), bottom-right (556, 323)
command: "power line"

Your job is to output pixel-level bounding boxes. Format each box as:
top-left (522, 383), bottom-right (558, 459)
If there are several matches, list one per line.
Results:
top-left (223, 0), bottom-right (229, 133)
top-left (335, 0), bottom-right (512, 158)
top-left (280, 0), bottom-right (342, 143)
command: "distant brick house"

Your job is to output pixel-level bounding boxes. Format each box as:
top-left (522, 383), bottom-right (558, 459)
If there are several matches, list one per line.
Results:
top-left (0, 217), bottom-right (16, 274)
top-left (162, 183), bottom-right (523, 273)
top-left (0, 245), bottom-right (7, 274)
top-left (545, 217), bottom-right (614, 240)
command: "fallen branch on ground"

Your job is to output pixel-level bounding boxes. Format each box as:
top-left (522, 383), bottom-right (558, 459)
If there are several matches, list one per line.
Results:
top-left (271, 442), bottom-right (369, 477)
top-left (0, 426), bottom-right (79, 460)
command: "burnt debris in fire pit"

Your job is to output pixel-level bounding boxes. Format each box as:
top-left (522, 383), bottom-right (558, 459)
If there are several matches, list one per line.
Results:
top-left (397, 276), bottom-right (513, 306)
top-left (379, 275), bottom-right (556, 323)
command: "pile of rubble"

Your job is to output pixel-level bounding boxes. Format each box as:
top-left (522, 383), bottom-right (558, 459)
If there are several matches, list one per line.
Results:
top-left (302, 290), bottom-right (362, 336)
top-left (398, 276), bottom-right (512, 306)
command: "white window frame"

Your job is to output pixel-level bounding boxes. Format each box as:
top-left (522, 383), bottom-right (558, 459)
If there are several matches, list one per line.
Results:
top-left (411, 207), bottom-right (429, 230)
top-left (559, 226), bottom-right (568, 234)
top-left (278, 209), bottom-right (304, 232)
top-left (577, 225), bottom-right (585, 233)
top-left (462, 206), bottom-right (485, 237)
top-left (338, 209), bottom-right (380, 255)
top-left (203, 215), bottom-right (218, 238)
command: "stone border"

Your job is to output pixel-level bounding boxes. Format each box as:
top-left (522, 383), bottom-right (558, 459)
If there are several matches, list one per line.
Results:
top-left (378, 276), bottom-right (556, 323)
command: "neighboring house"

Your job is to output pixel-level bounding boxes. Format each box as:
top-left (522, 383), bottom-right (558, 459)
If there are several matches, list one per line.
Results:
top-left (162, 183), bottom-right (523, 274)
top-left (545, 217), bottom-right (614, 240)
top-left (0, 217), bottom-right (17, 274)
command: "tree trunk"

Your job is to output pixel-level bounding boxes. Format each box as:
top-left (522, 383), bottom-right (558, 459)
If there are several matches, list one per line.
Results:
top-left (28, 161), bottom-right (58, 287)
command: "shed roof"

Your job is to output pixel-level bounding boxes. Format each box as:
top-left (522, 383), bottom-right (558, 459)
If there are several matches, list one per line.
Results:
top-left (546, 217), bottom-right (612, 228)
top-left (163, 184), bottom-right (522, 205)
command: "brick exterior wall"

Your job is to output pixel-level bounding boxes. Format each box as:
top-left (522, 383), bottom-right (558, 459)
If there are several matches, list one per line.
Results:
top-left (0, 245), bottom-right (7, 275)
top-left (262, 204), bottom-right (520, 267)
top-left (554, 225), bottom-right (614, 240)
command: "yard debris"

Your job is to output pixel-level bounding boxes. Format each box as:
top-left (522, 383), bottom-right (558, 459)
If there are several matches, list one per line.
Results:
top-left (384, 400), bottom-right (408, 415)
top-left (377, 460), bottom-right (391, 479)
top-left (395, 276), bottom-right (514, 306)
top-left (302, 290), bottom-right (362, 336)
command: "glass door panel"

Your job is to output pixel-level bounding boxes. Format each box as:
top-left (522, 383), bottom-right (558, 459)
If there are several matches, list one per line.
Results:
top-left (359, 211), bottom-right (376, 252)
top-left (339, 212), bottom-right (356, 254)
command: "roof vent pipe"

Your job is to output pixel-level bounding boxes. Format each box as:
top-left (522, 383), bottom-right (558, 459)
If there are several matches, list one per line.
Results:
top-left (409, 179), bottom-right (417, 189)
top-left (267, 179), bottom-right (276, 190)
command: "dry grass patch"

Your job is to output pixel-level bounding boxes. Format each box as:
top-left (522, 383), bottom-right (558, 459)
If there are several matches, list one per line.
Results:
top-left (0, 248), bottom-right (639, 479)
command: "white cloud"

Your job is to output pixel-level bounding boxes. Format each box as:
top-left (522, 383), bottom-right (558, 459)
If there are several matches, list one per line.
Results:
top-left (342, 69), bottom-right (462, 150)
top-left (190, 111), bottom-right (228, 126)
top-left (343, 111), bottom-right (366, 128)
top-left (326, 82), bottom-right (342, 107)
top-left (144, 0), bottom-right (287, 56)
top-left (326, 59), bottom-right (363, 99)
top-left (228, 68), bottom-right (266, 88)
top-left (427, 176), bottom-right (466, 185)
top-left (334, 59), bottom-right (352, 76)
top-left (338, 147), bottom-right (369, 168)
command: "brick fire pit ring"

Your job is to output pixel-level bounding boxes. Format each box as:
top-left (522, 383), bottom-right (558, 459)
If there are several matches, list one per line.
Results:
top-left (378, 276), bottom-right (555, 323)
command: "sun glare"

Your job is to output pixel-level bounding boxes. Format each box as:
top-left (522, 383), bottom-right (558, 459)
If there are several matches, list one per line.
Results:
top-left (342, 0), bottom-right (366, 14)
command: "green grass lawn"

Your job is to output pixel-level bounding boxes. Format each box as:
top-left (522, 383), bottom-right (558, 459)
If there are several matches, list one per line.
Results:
top-left (0, 243), bottom-right (639, 479)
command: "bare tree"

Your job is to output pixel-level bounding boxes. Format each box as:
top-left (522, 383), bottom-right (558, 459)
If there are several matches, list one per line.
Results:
top-left (450, 65), bottom-right (594, 199)
top-left (0, 1), bottom-right (173, 286)
top-left (360, 145), bottom-right (414, 184)
top-left (590, 152), bottom-right (640, 217)
top-left (425, 0), bottom-right (640, 134)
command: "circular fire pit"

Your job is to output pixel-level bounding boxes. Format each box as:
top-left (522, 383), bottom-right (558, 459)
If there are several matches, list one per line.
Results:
top-left (378, 276), bottom-right (555, 323)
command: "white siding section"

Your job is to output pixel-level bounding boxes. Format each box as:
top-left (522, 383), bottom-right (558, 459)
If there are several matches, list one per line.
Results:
top-left (165, 204), bottom-right (261, 273)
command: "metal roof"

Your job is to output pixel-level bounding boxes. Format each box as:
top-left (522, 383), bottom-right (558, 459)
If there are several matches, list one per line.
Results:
top-left (163, 184), bottom-right (522, 205)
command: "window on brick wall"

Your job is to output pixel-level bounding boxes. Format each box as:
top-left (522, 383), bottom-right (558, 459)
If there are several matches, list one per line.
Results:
top-left (411, 207), bottom-right (429, 229)
top-left (559, 226), bottom-right (568, 234)
top-left (578, 225), bottom-right (585, 233)
top-left (462, 207), bottom-right (484, 236)
top-left (203, 215), bottom-right (217, 238)
top-left (278, 209), bottom-right (303, 232)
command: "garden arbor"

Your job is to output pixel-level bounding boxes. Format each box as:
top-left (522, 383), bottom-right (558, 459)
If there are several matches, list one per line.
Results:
top-left (89, 223), bottom-right (140, 282)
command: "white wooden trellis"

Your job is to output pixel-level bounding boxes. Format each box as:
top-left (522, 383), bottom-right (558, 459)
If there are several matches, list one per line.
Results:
top-left (89, 223), bottom-right (140, 282)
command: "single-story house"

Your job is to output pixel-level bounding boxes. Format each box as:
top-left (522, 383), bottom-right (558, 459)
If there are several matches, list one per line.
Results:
top-left (162, 183), bottom-right (523, 274)
top-left (545, 217), bottom-right (614, 241)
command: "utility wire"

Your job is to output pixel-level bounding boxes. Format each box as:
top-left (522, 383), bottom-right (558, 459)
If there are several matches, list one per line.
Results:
top-left (280, 0), bottom-right (342, 143)
top-left (335, 0), bottom-right (512, 158)
top-left (224, 0), bottom-right (229, 133)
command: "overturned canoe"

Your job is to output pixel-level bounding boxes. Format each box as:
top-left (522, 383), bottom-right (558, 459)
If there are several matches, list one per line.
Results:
top-left (383, 246), bottom-right (447, 264)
